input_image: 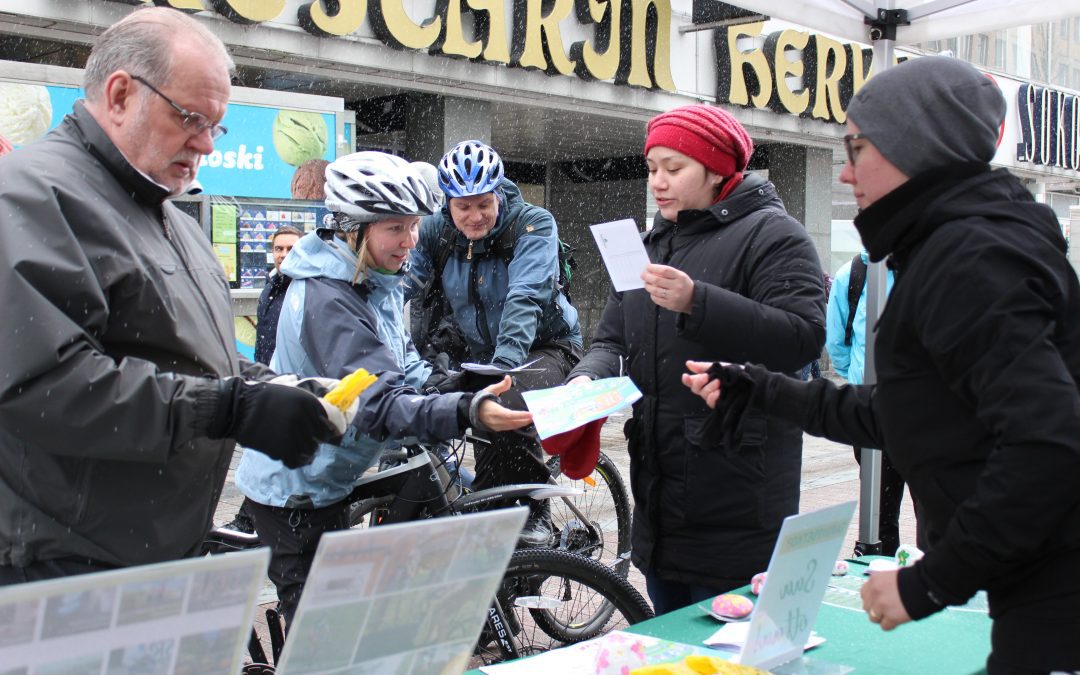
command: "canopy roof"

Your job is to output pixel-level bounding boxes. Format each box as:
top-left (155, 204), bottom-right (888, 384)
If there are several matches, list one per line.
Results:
top-left (721, 0), bottom-right (1080, 45)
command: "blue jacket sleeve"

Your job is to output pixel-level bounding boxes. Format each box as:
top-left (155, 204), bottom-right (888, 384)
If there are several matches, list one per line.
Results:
top-left (825, 261), bottom-right (853, 380)
top-left (298, 278), bottom-right (465, 444)
top-left (491, 207), bottom-right (561, 367)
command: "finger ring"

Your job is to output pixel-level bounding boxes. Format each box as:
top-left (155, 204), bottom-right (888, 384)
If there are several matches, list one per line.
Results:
top-left (868, 609), bottom-right (880, 621)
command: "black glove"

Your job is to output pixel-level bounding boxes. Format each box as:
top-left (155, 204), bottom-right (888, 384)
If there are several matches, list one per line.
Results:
top-left (702, 362), bottom-right (757, 450)
top-left (422, 352), bottom-right (468, 394)
top-left (208, 378), bottom-right (338, 469)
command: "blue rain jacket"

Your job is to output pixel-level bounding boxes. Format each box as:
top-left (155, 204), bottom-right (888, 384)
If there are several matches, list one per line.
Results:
top-left (237, 231), bottom-right (460, 508)
top-left (825, 251), bottom-right (895, 384)
top-left (406, 180), bottom-right (581, 367)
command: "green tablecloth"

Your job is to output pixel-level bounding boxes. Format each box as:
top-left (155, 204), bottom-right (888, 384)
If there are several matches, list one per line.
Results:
top-left (466, 558), bottom-right (991, 674)
top-left (625, 558), bottom-right (990, 674)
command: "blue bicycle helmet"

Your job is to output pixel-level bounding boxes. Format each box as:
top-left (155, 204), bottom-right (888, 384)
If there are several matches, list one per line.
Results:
top-left (437, 140), bottom-right (505, 198)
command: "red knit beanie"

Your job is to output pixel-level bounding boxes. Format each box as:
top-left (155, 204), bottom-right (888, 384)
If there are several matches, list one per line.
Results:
top-left (644, 104), bottom-right (754, 177)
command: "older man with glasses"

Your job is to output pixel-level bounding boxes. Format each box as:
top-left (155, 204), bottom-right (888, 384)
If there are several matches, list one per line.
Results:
top-left (0, 6), bottom-right (350, 585)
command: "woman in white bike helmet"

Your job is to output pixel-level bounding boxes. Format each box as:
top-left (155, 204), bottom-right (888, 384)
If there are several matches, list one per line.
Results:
top-left (235, 151), bottom-right (530, 627)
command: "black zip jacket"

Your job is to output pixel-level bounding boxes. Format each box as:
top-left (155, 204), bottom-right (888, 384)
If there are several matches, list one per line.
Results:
top-left (738, 167), bottom-right (1080, 671)
top-left (570, 174), bottom-right (825, 586)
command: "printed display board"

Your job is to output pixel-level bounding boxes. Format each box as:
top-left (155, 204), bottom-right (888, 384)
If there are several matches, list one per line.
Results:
top-left (0, 82), bottom-right (337, 199)
top-left (0, 549), bottom-right (269, 674)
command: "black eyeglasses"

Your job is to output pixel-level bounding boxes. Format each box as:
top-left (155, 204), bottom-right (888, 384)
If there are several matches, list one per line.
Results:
top-left (843, 133), bottom-right (868, 165)
top-left (131, 75), bottom-right (228, 141)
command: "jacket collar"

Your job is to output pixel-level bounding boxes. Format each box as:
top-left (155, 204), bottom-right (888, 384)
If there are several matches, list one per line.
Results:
top-left (69, 101), bottom-right (172, 206)
top-left (854, 162), bottom-right (990, 266)
top-left (650, 173), bottom-right (778, 240)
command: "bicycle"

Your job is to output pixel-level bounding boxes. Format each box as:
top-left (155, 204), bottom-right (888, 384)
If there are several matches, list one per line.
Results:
top-left (205, 446), bottom-right (652, 671)
top-left (361, 432), bottom-right (633, 575)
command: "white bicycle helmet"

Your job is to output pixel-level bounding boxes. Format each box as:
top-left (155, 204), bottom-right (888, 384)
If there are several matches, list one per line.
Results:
top-left (324, 152), bottom-right (439, 232)
top-left (437, 140), bottom-right (504, 198)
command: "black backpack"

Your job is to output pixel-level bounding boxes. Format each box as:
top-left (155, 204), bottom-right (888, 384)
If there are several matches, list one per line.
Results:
top-left (844, 253), bottom-right (867, 346)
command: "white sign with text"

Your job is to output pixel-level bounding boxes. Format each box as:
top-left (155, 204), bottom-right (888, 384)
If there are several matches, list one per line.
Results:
top-left (738, 501), bottom-right (856, 671)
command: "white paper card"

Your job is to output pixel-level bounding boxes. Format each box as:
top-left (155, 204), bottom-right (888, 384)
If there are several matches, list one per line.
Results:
top-left (0, 548), bottom-right (269, 674)
top-left (705, 622), bottom-right (826, 652)
top-left (589, 219), bottom-right (650, 291)
top-left (462, 358), bottom-right (543, 376)
top-left (521, 376), bottom-right (642, 439)
top-left (735, 501), bottom-right (856, 671)
top-left (277, 507), bottom-right (528, 675)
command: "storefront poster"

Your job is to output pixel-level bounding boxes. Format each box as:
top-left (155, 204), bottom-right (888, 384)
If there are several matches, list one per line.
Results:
top-left (0, 82), bottom-right (335, 199)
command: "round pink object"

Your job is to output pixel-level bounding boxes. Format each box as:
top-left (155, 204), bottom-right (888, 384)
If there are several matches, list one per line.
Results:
top-left (711, 593), bottom-right (754, 618)
top-left (750, 572), bottom-right (767, 595)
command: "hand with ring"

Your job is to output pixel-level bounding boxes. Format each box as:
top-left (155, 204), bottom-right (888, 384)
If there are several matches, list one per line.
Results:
top-left (860, 569), bottom-right (913, 631)
top-left (642, 263), bottom-right (693, 313)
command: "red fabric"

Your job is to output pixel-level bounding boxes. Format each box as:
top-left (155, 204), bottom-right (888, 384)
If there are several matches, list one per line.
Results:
top-left (539, 417), bottom-right (607, 480)
top-left (644, 104), bottom-right (754, 177)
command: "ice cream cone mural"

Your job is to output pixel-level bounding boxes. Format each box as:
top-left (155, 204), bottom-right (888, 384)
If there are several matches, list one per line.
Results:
top-left (0, 83), bottom-right (52, 146)
top-left (272, 110), bottom-right (328, 167)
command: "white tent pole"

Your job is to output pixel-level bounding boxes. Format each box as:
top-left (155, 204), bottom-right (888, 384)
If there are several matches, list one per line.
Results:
top-left (855, 24), bottom-right (895, 556)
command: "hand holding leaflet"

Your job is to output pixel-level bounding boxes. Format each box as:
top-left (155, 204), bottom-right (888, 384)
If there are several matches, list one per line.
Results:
top-left (590, 219), bottom-right (650, 291)
top-left (520, 376), bottom-right (642, 440)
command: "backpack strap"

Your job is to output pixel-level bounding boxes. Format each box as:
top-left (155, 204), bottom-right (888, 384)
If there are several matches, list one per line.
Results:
top-left (844, 253), bottom-right (868, 347)
top-left (422, 221), bottom-right (458, 308)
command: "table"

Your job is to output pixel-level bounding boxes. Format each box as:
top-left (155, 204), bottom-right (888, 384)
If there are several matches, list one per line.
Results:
top-left (624, 558), bottom-right (991, 674)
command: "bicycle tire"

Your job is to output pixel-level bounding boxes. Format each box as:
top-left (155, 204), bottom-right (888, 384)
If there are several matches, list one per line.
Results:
top-left (546, 451), bottom-right (632, 574)
top-left (474, 548), bottom-right (653, 665)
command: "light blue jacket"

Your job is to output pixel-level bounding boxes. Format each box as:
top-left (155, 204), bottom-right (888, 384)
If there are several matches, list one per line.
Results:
top-left (406, 180), bottom-right (581, 367)
top-left (825, 251), bottom-right (895, 385)
top-left (236, 231), bottom-right (460, 508)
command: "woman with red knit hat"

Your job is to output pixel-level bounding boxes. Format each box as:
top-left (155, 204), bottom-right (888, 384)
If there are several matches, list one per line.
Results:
top-left (568, 103), bottom-right (825, 614)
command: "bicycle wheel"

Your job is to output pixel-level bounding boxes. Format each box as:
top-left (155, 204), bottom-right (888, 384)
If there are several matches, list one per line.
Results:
top-left (546, 451), bottom-right (632, 574)
top-left (473, 548), bottom-right (653, 665)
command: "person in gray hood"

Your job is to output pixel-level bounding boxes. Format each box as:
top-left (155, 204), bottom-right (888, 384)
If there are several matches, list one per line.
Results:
top-left (0, 7), bottom-right (350, 584)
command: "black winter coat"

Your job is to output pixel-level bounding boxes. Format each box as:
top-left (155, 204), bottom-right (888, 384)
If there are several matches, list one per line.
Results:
top-left (570, 174), bottom-right (825, 587)
top-left (255, 271), bottom-right (291, 365)
top-left (749, 167), bottom-right (1080, 670)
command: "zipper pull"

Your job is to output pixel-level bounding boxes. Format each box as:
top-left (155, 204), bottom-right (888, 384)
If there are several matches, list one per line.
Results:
top-left (467, 241), bottom-right (473, 260)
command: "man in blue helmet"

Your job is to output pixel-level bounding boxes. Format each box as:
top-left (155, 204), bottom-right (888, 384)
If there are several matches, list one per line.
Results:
top-left (407, 140), bottom-right (583, 546)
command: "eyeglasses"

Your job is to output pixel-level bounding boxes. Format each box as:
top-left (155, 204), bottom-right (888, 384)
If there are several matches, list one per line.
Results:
top-left (843, 133), bottom-right (868, 166)
top-left (131, 75), bottom-right (228, 141)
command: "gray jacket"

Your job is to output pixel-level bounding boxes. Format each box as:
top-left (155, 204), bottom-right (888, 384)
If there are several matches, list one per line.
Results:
top-left (0, 102), bottom-right (258, 568)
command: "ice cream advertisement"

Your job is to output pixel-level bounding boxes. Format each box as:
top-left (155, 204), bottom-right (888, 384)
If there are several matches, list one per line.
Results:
top-left (4, 84), bottom-right (337, 199)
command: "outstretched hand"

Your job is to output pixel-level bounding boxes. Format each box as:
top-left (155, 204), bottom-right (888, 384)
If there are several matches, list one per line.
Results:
top-left (682, 360), bottom-right (724, 408)
top-left (477, 376), bottom-right (533, 431)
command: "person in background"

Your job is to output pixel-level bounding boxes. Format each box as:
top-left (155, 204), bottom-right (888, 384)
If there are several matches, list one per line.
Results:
top-left (406, 140), bottom-right (583, 546)
top-left (826, 250), bottom-right (903, 556)
top-left (255, 226), bottom-right (304, 365)
top-left (0, 6), bottom-right (346, 584)
top-left (236, 152), bottom-right (532, 626)
top-left (568, 104), bottom-right (825, 614)
top-left (684, 56), bottom-right (1080, 674)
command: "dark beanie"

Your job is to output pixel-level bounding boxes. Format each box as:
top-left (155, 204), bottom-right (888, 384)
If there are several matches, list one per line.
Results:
top-left (645, 104), bottom-right (754, 177)
top-left (846, 56), bottom-right (1005, 178)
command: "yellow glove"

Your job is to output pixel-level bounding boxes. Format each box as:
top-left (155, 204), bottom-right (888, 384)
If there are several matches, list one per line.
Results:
top-left (323, 368), bottom-right (377, 411)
